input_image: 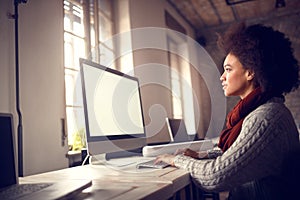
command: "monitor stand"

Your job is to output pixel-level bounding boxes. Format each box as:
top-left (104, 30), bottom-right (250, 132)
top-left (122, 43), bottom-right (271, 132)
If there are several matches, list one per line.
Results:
top-left (87, 148), bottom-right (144, 167)
top-left (105, 148), bottom-right (143, 159)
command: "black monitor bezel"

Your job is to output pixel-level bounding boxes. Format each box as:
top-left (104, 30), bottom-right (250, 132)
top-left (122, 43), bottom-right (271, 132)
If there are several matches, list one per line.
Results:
top-left (79, 58), bottom-right (146, 143)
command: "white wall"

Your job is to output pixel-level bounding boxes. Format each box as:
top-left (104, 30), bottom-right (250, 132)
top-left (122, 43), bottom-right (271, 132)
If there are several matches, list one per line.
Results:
top-left (1, 0), bottom-right (68, 176)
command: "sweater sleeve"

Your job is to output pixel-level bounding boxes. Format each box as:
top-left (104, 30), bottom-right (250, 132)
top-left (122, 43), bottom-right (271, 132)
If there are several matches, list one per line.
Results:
top-left (173, 101), bottom-right (299, 192)
top-left (207, 148), bottom-right (223, 159)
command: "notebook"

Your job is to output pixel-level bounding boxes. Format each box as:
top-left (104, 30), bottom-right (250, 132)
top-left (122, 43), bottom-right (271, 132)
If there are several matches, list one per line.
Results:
top-left (0, 113), bottom-right (92, 200)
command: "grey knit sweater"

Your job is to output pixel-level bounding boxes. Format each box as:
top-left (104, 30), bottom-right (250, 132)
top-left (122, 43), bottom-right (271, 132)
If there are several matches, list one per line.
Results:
top-left (173, 97), bottom-right (300, 192)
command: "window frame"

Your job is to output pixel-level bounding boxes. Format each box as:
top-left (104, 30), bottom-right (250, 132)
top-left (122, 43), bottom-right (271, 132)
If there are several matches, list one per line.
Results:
top-left (63, 0), bottom-right (116, 150)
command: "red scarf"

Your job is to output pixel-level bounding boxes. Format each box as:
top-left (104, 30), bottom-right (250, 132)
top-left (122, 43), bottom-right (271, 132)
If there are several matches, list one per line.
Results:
top-left (218, 87), bottom-right (272, 152)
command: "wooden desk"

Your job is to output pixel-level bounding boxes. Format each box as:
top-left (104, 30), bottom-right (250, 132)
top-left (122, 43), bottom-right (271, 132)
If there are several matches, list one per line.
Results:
top-left (19, 162), bottom-right (193, 200)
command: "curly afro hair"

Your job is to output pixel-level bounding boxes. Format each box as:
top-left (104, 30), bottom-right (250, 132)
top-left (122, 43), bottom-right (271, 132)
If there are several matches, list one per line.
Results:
top-left (218, 22), bottom-right (299, 95)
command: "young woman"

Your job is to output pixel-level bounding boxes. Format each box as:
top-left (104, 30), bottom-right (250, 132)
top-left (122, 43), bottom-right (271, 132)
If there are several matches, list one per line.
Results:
top-left (156, 23), bottom-right (300, 199)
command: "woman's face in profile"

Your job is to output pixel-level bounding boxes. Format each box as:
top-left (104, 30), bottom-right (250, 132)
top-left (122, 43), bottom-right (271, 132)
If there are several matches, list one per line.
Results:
top-left (220, 53), bottom-right (255, 99)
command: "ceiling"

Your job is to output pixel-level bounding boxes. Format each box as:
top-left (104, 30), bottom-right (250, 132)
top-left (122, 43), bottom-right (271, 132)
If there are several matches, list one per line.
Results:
top-left (168, 0), bottom-right (300, 32)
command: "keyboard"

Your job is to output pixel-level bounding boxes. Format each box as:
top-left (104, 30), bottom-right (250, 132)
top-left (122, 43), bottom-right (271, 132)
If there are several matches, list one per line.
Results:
top-left (136, 159), bottom-right (169, 169)
top-left (142, 139), bottom-right (213, 157)
top-left (0, 183), bottom-right (53, 200)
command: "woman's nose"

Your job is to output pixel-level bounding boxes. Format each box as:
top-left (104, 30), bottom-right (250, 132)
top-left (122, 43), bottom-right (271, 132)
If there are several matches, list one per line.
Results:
top-left (220, 73), bottom-right (225, 81)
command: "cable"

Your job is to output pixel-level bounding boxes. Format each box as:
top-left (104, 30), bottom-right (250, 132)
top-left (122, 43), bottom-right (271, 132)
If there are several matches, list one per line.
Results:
top-left (81, 154), bottom-right (90, 166)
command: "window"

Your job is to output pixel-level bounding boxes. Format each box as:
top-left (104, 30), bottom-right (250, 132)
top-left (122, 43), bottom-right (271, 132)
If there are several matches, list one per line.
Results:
top-left (166, 12), bottom-right (196, 135)
top-left (63, 0), bottom-right (116, 151)
top-left (168, 40), bottom-right (183, 119)
top-left (167, 38), bottom-right (196, 135)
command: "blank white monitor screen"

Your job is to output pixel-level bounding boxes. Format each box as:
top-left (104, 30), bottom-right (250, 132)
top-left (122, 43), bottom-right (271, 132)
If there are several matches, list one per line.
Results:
top-left (80, 58), bottom-right (146, 156)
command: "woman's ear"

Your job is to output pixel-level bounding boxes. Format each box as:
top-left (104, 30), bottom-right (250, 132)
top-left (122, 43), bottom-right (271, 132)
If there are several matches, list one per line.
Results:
top-left (246, 70), bottom-right (255, 81)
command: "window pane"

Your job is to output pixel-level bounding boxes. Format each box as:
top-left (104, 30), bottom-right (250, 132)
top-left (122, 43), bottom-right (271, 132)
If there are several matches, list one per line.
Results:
top-left (99, 44), bottom-right (116, 68)
top-left (64, 32), bottom-right (86, 70)
top-left (170, 50), bottom-right (183, 118)
top-left (64, 35), bottom-right (74, 68)
top-left (98, 0), bottom-right (112, 19)
top-left (66, 107), bottom-right (86, 147)
top-left (64, 0), bottom-right (85, 37)
top-left (171, 69), bottom-right (183, 118)
top-left (64, 16), bottom-right (71, 31)
top-left (73, 36), bottom-right (86, 67)
top-left (65, 69), bottom-right (83, 107)
top-left (99, 14), bottom-right (113, 43)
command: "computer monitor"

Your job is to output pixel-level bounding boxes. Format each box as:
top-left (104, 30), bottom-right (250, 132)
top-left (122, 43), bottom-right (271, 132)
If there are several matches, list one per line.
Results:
top-left (166, 118), bottom-right (198, 142)
top-left (79, 58), bottom-right (146, 158)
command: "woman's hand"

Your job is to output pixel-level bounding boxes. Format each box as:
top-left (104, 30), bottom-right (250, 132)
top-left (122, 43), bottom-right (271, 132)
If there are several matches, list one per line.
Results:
top-left (154, 149), bottom-right (209, 167)
top-left (155, 154), bottom-right (176, 166)
top-left (175, 148), bottom-right (208, 159)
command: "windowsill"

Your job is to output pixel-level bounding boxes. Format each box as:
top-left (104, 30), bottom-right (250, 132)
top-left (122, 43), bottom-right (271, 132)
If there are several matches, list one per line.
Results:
top-left (66, 149), bottom-right (87, 167)
top-left (67, 150), bottom-right (82, 157)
